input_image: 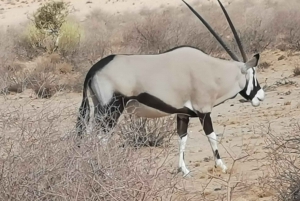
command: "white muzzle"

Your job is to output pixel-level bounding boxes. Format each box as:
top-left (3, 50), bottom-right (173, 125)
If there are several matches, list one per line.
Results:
top-left (251, 89), bottom-right (265, 107)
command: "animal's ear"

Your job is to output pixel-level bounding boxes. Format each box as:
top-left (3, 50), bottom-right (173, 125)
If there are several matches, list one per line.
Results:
top-left (242, 53), bottom-right (260, 73)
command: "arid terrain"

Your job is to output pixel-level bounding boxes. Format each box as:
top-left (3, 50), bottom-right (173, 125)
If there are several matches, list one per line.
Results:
top-left (0, 0), bottom-right (300, 200)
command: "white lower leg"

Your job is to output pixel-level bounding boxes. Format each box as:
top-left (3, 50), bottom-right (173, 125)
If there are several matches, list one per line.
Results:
top-left (178, 135), bottom-right (190, 176)
top-left (207, 132), bottom-right (227, 172)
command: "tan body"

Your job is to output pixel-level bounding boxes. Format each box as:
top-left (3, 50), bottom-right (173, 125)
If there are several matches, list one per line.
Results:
top-left (91, 47), bottom-right (247, 116)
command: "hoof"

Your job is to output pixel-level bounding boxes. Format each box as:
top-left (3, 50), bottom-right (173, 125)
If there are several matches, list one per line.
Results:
top-left (183, 172), bottom-right (192, 178)
top-left (222, 168), bottom-right (228, 174)
top-left (177, 167), bottom-right (192, 178)
top-left (215, 165), bottom-right (228, 174)
top-left (177, 167), bottom-right (182, 173)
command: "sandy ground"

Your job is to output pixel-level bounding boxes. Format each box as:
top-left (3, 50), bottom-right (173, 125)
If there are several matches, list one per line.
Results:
top-left (1, 0), bottom-right (300, 200)
top-left (0, 0), bottom-right (277, 29)
top-left (0, 0), bottom-right (187, 29)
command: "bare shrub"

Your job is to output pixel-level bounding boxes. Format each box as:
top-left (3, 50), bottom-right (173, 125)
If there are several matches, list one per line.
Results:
top-left (280, 11), bottom-right (300, 51)
top-left (0, 28), bottom-right (19, 93)
top-left (259, 61), bottom-right (271, 70)
top-left (70, 9), bottom-right (115, 70)
top-left (0, 100), bottom-right (188, 201)
top-left (62, 75), bottom-right (84, 93)
top-left (121, 4), bottom-right (228, 56)
top-left (122, 11), bottom-right (175, 54)
top-left (237, 17), bottom-right (273, 54)
top-left (293, 65), bottom-right (300, 77)
top-left (1, 62), bottom-right (28, 94)
top-left (29, 75), bottom-right (58, 99)
top-left (118, 114), bottom-right (177, 148)
top-left (26, 56), bottom-right (80, 98)
top-left (0, 34), bottom-right (31, 95)
top-left (265, 122), bottom-right (300, 201)
top-left (267, 0), bottom-right (300, 51)
top-left (48, 52), bottom-right (61, 63)
top-left (56, 62), bottom-right (73, 74)
top-left (1, 52), bottom-right (78, 97)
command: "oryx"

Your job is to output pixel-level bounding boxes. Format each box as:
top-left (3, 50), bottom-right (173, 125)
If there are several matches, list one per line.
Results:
top-left (76, 0), bottom-right (265, 177)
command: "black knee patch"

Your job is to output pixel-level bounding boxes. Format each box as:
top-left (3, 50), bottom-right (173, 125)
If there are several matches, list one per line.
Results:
top-left (197, 112), bottom-right (214, 135)
top-left (214, 150), bottom-right (220, 159)
top-left (179, 133), bottom-right (187, 138)
top-left (177, 114), bottom-right (189, 138)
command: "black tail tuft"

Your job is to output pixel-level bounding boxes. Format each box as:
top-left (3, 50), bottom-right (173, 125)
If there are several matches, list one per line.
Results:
top-left (76, 78), bottom-right (91, 138)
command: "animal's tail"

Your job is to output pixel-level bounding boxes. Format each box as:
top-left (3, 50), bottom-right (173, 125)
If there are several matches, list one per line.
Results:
top-left (76, 76), bottom-right (91, 137)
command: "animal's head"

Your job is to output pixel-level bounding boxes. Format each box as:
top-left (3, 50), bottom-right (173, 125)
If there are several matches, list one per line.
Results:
top-left (182, 0), bottom-right (265, 107)
top-left (239, 53), bottom-right (265, 107)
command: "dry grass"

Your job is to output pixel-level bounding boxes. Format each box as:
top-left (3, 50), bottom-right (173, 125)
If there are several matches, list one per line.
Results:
top-left (293, 65), bottom-right (300, 76)
top-left (0, 96), bottom-right (255, 201)
top-left (1, 0), bottom-right (300, 200)
top-left (0, 54), bottom-right (76, 98)
top-left (264, 122), bottom-right (300, 201)
top-left (117, 114), bottom-right (177, 147)
top-left (0, 100), bottom-right (189, 201)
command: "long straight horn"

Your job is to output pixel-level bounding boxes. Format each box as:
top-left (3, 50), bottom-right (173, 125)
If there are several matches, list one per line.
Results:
top-left (182, 0), bottom-right (240, 62)
top-left (217, 0), bottom-right (248, 62)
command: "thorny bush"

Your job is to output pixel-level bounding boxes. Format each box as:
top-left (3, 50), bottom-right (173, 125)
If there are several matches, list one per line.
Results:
top-left (265, 122), bottom-right (300, 201)
top-left (0, 100), bottom-right (190, 201)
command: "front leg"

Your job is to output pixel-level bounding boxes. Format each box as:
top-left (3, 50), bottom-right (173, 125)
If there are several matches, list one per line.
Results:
top-left (197, 112), bottom-right (227, 173)
top-left (176, 114), bottom-right (190, 177)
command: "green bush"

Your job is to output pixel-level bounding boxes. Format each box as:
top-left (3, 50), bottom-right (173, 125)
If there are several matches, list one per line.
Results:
top-left (21, 20), bottom-right (83, 55)
top-left (30, 1), bottom-right (70, 33)
top-left (20, 1), bottom-right (82, 56)
top-left (57, 21), bottom-right (83, 56)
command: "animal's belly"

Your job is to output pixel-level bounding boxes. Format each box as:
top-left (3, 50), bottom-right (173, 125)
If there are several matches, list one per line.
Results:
top-left (125, 99), bottom-right (170, 118)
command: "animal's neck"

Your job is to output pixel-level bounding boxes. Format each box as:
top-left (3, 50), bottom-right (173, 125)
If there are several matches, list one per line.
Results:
top-left (214, 64), bottom-right (247, 106)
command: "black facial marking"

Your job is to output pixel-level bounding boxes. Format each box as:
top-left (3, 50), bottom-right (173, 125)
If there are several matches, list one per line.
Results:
top-left (197, 112), bottom-right (214, 135)
top-left (215, 150), bottom-right (221, 159)
top-left (124, 93), bottom-right (198, 117)
top-left (248, 69), bottom-right (262, 99)
top-left (239, 67), bottom-right (262, 101)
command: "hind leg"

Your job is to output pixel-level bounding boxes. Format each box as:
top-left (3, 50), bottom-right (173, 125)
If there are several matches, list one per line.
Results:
top-left (177, 114), bottom-right (191, 177)
top-left (93, 93), bottom-right (125, 134)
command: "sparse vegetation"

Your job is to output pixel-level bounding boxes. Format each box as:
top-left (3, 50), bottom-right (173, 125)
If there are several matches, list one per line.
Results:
top-left (293, 65), bottom-right (300, 76)
top-left (0, 102), bottom-right (188, 200)
top-left (118, 114), bottom-right (177, 147)
top-left (19, 1), bottom-right (83, 56)
top-left (1, 0), bottom-right (300, 200)
top-left (259, 61), bottom-right (271, 70)
top-left (265, 123), bottom-right (300, 201)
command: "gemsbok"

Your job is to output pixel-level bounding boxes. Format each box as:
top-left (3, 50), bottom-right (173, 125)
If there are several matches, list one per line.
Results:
top-left (76, 0), bottom-right (265, 177)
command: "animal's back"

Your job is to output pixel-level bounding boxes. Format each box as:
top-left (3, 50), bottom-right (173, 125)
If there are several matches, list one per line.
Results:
top-left (91, 46), bottom-right (236, 108)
